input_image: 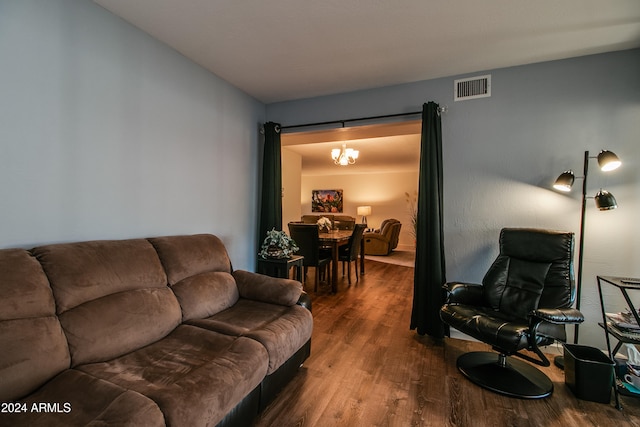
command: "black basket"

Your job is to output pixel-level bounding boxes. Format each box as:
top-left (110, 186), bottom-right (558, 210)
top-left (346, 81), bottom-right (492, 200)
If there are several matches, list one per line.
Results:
top-left (564, 344), bottom-right (615, 403)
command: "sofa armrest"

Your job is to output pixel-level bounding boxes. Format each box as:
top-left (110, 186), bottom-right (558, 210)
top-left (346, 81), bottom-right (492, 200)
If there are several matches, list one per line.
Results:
top-left (442, 282), bottom-right (484, 305)
top-left (530, 307), bottom-right (584, 325)
top-left (232, 270), bottom-right (303, 306)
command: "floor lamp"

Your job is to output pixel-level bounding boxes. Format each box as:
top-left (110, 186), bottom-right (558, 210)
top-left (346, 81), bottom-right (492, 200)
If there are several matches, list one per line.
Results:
top-left (552, 150), bottom-right (621, 368)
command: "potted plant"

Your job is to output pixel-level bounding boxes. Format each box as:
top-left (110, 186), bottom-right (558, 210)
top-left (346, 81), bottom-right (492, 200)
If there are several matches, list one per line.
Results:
top-left (258, 228), bottom-right (299, 259)
top-left (405, 191), bottom-right (417, 243)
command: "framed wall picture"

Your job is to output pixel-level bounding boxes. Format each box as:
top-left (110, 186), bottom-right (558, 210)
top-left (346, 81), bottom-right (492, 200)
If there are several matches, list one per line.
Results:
top-left (312, 189), bottom-right (343, 213)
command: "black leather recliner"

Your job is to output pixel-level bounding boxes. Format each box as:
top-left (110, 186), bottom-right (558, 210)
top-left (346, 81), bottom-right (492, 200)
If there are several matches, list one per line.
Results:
top-left (440, 228), bottom-right (584, 398)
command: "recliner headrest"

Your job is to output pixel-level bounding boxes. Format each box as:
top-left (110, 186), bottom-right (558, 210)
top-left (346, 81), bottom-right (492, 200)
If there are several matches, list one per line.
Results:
top-left (500, 228), bottom-right (573, 263)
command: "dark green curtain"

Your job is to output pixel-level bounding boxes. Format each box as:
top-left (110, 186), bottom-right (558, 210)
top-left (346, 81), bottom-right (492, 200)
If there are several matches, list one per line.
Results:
top-left (410, 102), bottom-right (447, 338)
top-left (258, 122), bottom-right (283, 246)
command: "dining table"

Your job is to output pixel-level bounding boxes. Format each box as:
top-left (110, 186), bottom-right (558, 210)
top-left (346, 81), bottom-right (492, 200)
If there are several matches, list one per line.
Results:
top-left (318, 229), bottom-right (365, 293)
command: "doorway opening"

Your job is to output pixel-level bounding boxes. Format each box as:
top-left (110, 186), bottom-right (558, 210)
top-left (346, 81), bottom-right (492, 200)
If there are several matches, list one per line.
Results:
top-left (281, 120), bottom-right (421, 252)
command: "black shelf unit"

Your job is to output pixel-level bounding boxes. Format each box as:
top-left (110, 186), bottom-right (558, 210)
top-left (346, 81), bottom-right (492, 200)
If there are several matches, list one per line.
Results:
top-left (597, 275), bottom-right (640, 409)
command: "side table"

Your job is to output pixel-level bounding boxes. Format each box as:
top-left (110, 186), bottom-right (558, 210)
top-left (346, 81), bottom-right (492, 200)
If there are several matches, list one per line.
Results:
top-left (257, 255), bottom-right (304, 282)
top-left (597, 275), bottom-right (640, 409)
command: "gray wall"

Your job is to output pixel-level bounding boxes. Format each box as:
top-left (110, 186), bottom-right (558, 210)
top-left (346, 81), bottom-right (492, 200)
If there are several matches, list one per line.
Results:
top-left (0, 0), bottom-right (265, 269)
top-left (268, 49), bottom-right (640, 349)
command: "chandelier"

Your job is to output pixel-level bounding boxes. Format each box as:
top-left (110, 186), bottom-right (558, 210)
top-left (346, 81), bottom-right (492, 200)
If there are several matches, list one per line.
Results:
top-left (331, 143), bottom-right (359, 166)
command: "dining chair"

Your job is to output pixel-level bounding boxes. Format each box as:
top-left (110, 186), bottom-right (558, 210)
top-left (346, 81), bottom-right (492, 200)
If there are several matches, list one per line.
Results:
top-left (288, 223), bottom-right (332, 292)
top-left (338, 224), bottom-right (366, 285)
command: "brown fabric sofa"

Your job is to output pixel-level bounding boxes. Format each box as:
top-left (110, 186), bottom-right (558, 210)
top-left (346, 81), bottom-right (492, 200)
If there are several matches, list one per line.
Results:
top-left (364, 219), bottom-right (402, 255)
top-left (0, 234), bottom-right (312, 427)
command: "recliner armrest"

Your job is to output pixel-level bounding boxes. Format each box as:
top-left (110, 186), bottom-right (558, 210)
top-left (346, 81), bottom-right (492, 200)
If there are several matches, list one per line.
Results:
top-left (364, 233), bottom-right (389, 243)
top-left (530, 307), bottom-right (584, 325)
top-left (442, 282), bottom-right (484, 305)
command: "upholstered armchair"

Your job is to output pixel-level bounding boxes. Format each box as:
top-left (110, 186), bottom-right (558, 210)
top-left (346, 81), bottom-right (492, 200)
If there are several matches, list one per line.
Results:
top-left (440, 228), bottom-right (584, 399)
top-left (364, 219), bottom-right (402, 255)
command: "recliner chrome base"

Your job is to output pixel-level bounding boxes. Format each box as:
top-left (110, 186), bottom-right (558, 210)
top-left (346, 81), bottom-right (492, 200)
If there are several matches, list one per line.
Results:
top-left (457, 351), bottom-right (553, 399)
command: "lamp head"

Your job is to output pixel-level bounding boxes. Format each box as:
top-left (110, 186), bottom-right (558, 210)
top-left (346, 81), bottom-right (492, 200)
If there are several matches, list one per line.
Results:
top-left (357, 206), bottom-right (371, 216)
top-left (594, 189), bottom-right (617, 210)
top-left (553, 170), bottom-right (575, 192)
top-left (357, 206), bottom-right (371, 224)
top-left (597, 150), bottom-right (621, 172)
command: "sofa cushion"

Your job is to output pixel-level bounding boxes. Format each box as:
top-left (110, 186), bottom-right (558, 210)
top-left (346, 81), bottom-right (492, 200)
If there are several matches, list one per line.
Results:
top-left (149, 234), bottom-right (240, 320)
top-left (58, 287), bottom-right (182, 365)
top-left (188, 299), bottom-right (313, 374)
top-left (149, 234), bottom-right (232, 285)
top-left (0, 249), bottom-right (70, 402)
top-left (32, 239), bottom-right (169, 313)
top-left (0, 249), bottom-right (57, 321)
top-left (3, 369), bottom-right (164, 427)
top-left (77, 325), bottom-right (268, 427)
top-left (32, 239), bottom-right (182, 366)
top-left (171, 271), bottom-right (240, 321)
top-left (0, 317), bottom-right (71, 402)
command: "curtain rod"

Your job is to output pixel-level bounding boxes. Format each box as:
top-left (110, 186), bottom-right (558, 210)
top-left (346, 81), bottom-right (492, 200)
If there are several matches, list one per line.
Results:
top-left (280, 110), bottom-right (425, 131)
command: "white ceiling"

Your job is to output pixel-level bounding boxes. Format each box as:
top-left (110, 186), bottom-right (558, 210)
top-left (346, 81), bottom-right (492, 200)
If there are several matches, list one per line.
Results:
top-left (280, 120), bottom-right (423, 176)
top-left (92, 0), bottom-right (640, 175)
top-left (93, 0), bottom-right (640, 104)
top-left (284, 133), bottom-right (421, 176)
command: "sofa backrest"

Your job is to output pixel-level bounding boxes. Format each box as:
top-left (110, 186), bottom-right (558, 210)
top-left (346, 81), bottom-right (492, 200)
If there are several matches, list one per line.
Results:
top-left (333, 216), bottom-right (356, 230)
top-left (149, 234), bottom-right (239, 321)
top-left (0, 249), bottom-right (71, 401)
top-left (301, 214), bottom-right (330, 224)
top-left (380, 219), bottom-right (400, 236)
top-left (301, 215), bottom-right (356, 229)
top-left (32, 239), bottom-right (182, 367)
top-left (388, 222), bottom-right (402, 250)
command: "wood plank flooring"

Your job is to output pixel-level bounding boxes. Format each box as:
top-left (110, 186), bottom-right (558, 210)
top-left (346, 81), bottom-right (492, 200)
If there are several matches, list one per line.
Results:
top-left (253, 260), bottom-right (640, 427)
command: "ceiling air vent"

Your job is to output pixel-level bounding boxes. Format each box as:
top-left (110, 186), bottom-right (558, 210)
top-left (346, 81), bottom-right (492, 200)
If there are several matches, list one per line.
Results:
top-left (454, 74), bottom-right (491, 101)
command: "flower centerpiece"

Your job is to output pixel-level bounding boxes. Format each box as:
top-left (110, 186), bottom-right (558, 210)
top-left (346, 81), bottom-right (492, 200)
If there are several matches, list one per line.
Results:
top-left (316, 216), bottom-right (332, 233)
top-left (258, 228), bottom-right (299, 259)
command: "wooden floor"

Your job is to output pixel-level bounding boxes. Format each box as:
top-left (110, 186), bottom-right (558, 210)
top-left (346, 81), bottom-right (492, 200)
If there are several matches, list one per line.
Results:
top-left (254, 260), bottom-right (640, 427)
